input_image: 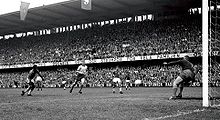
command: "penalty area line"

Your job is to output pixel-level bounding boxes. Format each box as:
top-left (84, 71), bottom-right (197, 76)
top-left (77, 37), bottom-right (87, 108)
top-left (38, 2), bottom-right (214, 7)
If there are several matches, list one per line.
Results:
top-left (143, 108), bottom-right (206, 120)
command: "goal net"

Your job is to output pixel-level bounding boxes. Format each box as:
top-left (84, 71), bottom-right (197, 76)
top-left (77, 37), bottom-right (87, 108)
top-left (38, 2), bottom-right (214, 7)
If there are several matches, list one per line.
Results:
top-left (208, 0), bottom-right (220, 107)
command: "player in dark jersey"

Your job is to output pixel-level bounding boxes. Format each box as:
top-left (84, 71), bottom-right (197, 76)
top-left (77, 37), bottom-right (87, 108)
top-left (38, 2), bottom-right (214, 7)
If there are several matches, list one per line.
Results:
top-left (164, 55), bottom-right (195, 100)
top-left (125, 71), bottom-right (131, 90)
top-left (112, 67), bottom-right (123, 94)
top-left (21, 65), bottom-right (44, 96)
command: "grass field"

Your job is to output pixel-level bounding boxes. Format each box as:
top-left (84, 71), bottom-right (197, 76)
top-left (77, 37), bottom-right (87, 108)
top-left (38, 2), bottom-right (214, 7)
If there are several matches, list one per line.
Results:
top-left (0, 87), bottom-right (220, 120)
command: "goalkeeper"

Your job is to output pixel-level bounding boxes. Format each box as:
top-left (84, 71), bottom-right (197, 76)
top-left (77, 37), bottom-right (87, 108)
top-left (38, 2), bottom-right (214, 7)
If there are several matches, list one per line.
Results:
top-left (164, 55), bottom-right (196, 100)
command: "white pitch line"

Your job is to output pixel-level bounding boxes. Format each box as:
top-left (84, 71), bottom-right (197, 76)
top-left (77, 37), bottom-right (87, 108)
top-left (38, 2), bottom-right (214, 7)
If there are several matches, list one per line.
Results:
top-left (211, 104), bottom-right (220, 107)
top-left (144, 108), bottom-right (206, 120)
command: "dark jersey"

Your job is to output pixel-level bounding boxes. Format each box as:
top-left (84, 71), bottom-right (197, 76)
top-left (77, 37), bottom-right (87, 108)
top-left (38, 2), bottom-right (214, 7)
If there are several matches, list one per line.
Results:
top-left (113, 71), bottom-right (120, 78)
top-left (125, 74), bottom-right (130, 80)
top-left (172, 59), bottom-right (194, 72)
top-left (28, 69), bottom-right (39, 80)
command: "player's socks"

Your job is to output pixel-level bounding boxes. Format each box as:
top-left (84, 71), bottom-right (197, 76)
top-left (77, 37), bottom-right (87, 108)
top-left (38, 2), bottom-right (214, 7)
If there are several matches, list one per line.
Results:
top-left (70, 89), bottom-right (73, 93)
top-left (119, 88), bottom-right (122, 91)
top-left (79, 86), bottom-right (83, 92)
top-left (119, 88), bottom-right (123, 94)
top-left (112, 88), bottom-right (115, 93)
top-left (27, 90), bottom-right (33, 95)
top-left (169, 96), bottom-right (177, 100)
top-left (21, 91), bottom-right (25, 96)
top-left (176, 94), bottom-right (182, 98)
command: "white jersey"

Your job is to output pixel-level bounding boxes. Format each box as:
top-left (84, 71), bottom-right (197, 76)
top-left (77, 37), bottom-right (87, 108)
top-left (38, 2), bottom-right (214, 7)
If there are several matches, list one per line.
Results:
top-left (35, 76), bottom-right (42, 82)
top-left (77, 65), bottom-right (88, 75)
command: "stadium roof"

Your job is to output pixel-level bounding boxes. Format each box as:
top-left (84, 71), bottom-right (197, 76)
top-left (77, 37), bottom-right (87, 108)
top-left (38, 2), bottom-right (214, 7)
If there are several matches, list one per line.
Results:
top-left (0, 0), bottom-right (201, 36)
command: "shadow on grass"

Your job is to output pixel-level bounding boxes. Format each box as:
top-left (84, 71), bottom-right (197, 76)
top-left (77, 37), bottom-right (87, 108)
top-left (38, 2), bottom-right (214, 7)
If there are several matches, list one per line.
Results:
top-left (180, 97), bottom-right (203, 100)
top-left (177, 97), bottom-right (220, 100)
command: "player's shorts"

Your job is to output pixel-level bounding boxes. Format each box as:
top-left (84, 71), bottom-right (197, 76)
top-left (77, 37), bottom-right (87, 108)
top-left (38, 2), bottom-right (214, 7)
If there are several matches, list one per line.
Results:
top-left (26, 78), bottom-right (34, 83)
top-left (179, 69), bottom-right (195, 82)
top-left (113, 78), bottom-right (121, 83)
top-left (81, 78), bottom-right (85, 84)
top-left (62, 81), bottom-right (67, 84)
top-left (76, 73), bottom-right (86, 83)
top-left (126, 80), bottom-right (130, 83)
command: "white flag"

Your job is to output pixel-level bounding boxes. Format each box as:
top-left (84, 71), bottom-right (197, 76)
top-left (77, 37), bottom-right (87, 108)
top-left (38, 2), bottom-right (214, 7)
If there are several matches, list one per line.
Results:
top-left (20, 1), bottom-right (30, 21)
top-left (81, 0), bottom-right (92, 10)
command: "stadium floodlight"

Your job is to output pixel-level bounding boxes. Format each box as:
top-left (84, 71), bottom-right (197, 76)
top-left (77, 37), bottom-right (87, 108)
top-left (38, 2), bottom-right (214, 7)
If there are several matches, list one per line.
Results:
top-left (202, 0), bottom-right (209, 107)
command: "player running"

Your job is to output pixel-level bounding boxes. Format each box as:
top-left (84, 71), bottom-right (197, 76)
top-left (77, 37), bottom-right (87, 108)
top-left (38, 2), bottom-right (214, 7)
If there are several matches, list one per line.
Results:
top-left (70, 60), bottom-right (88, 94)
top-left (164, 55), bottom-right (196, 100)
top-left (21, 65), bottom-right (44, 96)
top-left (112, 67), bottom-right (123, 94)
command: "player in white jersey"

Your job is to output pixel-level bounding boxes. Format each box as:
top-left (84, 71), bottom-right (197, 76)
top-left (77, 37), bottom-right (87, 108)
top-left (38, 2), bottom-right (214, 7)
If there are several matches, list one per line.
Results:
top-left (70, 60), bottom-right (88, 94)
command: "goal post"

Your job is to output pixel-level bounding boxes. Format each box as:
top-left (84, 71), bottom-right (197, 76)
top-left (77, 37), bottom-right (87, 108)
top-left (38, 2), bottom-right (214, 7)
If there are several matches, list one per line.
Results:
top-left (202, 0), bottom-right (209, 107)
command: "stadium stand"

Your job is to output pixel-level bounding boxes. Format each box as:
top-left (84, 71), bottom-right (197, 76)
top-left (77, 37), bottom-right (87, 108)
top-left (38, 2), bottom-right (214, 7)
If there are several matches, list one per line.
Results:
top-left (0, 14), bottom-right (205, 88)
top-left (0, 15), bottom-right (201, 65)
top-left (0, 10), bottom-right (207, 88)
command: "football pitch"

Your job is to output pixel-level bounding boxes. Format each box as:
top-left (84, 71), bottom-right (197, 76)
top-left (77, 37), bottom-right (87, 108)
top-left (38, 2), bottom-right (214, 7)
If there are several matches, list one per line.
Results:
top-left (0, 87), bottom-right (220, 120)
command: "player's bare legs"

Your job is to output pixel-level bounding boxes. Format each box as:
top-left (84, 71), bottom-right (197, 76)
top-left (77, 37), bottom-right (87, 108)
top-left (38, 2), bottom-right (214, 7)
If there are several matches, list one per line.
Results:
top-left (77, 78), bottom-right (84, 94)
top-left (112, 82), bottom-right (116, 93)
top-left (169, 76), bottom-right (183, 100)
top-left (70, 81), bottom-right (77, 93)
top-left (125, 82), bottom-right (131, 90)
top-left (118, 82), bottom-right (123, 94)
top-left (177, 86), bottom-right (184, 98)
top-left (37, 81), bottom-right (42, 91)
top-left (28, 84), bottom-right (35, 95)
top-left (21, 86), bottom-right (31, 96)
top-left (78, 84), bottom-right (83, 94)
top-left (21, 82), bottom-right (35, 96)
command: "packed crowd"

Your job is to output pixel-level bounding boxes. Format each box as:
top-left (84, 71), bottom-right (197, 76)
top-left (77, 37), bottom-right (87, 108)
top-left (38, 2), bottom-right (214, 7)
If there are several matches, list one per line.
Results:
top-left (0, 64), bottom-right (206, 88)
top-left (0, 15), bottom-right (202, 65)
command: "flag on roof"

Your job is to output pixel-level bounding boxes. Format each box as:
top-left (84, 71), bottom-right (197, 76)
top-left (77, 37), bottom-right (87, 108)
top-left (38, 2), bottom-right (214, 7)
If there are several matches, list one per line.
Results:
top-left (81, 0), bottom-right (92, 10)
top-left (20, 1), bottom-right (30, 21)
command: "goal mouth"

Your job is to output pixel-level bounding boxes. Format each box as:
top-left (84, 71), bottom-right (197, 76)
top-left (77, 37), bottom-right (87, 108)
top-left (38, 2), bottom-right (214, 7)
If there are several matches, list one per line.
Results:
top-left (207, 0), bottom-right (220, 107)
